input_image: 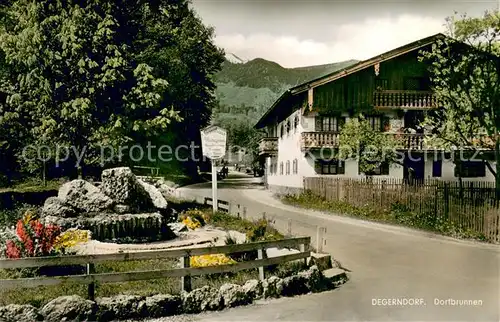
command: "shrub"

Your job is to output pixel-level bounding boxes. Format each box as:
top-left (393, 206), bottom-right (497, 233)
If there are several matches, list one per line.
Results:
top-left (179, 209), bottom-right (208, 226)
top-left (0, 204), bottom-right (38, 228)
top-left (246, 218), bottom-right (268, 242)
top-left (224, 233), bottom-right (258, 262)
top-left (1, 211), bottom-right (88, 259)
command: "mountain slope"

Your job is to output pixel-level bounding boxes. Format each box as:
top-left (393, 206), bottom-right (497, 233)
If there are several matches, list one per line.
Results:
top-left (211, 57), bottom-right (359, 163)
top-left (213, 58), bottom-right (358, 120)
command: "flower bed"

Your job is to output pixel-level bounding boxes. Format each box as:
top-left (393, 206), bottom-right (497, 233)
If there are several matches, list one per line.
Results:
top-left (0, 211), bottom-right (90, 277)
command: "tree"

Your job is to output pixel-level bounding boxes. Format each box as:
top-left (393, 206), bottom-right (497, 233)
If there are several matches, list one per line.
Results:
top-left (419, 10), bottom-right (500, 189)
top-left (0, 0), bottom-right (224, 179)
top-left (339, 116), bottom-right (401, 175)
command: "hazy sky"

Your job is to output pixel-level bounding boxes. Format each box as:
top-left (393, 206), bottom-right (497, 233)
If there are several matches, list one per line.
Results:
top-left (191, 0), bottom-right (499, 67)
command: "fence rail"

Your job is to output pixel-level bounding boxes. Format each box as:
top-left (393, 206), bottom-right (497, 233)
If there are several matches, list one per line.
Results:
top-left (0, 237), bottom-right (310, 298)
top-left (303, 177), bottom-right (500, 243)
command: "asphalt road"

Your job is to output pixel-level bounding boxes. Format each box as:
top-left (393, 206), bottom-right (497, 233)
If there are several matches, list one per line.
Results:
top-left (173, 172), bottom-right (500, 322)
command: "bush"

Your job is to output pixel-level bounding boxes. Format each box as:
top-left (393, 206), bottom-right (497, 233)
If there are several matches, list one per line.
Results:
top-left (0, 204), bottom-right (38, 228)
top-left (224, 234), bottom-right (258, 262)
top-left (246, 218), bottom-right (268, 242)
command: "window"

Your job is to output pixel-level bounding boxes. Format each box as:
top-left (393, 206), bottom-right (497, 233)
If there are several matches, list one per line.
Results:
top-left (292, 159), bottom-right (298, 174)
top-left (294, 115), bottom-right (299, 133)
top-left (286, 160), bottom-right (290, 175)
top-left (432, 159), bottom-right (442, 177)
top-left (319, 116), bottom-right (345, 132)
top-left (404, 77), bottom-right (430, 91)
top-left (365, 116), bottom-right (383, 131)
top-left (270, 159), bottom-right (278, 175)
top-left (280, 124), bottom-right (285, 138)
top-left (375, 78), bottom-right (388, 90)
top-left (316, 159), bottom-right (345, 175)
top-left (455, 161), bottom-right (486, 178)
top-left (286, 119), bottom-right (291, 135)
top-left (364, 162), bottom-right (390, 175)
top-left (279, 162), bottom-right (284, 175)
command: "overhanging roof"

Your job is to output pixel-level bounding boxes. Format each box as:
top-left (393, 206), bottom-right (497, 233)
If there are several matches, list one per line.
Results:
top-left (254, 32), bottom-right (447, 129)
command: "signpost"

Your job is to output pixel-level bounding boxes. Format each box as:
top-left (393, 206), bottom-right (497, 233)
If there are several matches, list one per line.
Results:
top-left (200, 126), bottom-right (227, 212)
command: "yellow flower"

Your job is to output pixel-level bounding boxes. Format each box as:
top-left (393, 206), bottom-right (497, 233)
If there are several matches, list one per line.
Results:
top-left (190, 254), bottom-right (236, 268)
top-left (53, 229), bottom-right (89, 251)
top-left (22, 211), bottom-right (34, 225)
top-left (182, 216), bottom-right (201, 230)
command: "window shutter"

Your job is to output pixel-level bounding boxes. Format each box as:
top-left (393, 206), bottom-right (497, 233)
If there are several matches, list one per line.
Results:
top-left (339, 161), bottom-right (346, 174)
top-left (315, 116), bottom-right (322, 131)
top-left (314, 160), bottom-right (322, 174)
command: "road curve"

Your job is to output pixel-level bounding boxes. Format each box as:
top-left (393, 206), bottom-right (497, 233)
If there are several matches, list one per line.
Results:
top-left (174, 173), bottom-right (500, 322)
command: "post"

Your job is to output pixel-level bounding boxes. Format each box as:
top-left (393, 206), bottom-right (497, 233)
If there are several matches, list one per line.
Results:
top-left (299, 243), bottom-right (307, 267)
top-left (287, 218), bottom-right (292, 236)
top-left (181, 256), bottom-right (192, 292)
top-left (316, 226), bottom-right (326, 253)
top-left (211, 160), bottom-right (218, 212)
top-left (262, 212), bottom-right (266, 221)
top-left (257, 248), bottom-right (265, 281)
top-left (444, 183), bottom-right (449, 220)
top-left (87, 263), bottom-right (95, 301)
top-left (237, 204), bottom-right (241, 218)
top-left (243, 206), bottom-right (247, 220)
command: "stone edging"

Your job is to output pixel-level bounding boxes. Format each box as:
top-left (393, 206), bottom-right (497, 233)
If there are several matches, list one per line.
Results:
top-left (0, 265), bottom-right (348, 322)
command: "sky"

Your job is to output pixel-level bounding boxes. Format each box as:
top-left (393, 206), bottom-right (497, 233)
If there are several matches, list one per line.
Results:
top-left (191, 0), bottom-right (499, 68)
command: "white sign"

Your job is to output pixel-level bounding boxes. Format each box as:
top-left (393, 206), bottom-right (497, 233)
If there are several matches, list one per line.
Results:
top-left (201, 126), bottom-right (227, 160)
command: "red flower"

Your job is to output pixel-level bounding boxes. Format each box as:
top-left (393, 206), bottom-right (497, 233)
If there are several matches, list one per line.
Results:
top-left (6, 240), bottom-right (21, 259)
top-left (30, 220), bottom-right (44, 238)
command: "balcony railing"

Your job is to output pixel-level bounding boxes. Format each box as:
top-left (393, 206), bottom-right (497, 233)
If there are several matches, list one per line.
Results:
top-left (301, 132), bottom-right (340, 150)
top-left (373, 90), bottom-right (437, 109)
top-left (388, 133), bottom-right (426, 150)
top-left (301, 131), bottom-right (427, 150)
top-left (258, 137), bottom-right (278, 156)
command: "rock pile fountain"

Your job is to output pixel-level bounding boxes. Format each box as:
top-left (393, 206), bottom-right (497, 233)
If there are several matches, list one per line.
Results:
top-left (40, 167), bottom-right (176, 243)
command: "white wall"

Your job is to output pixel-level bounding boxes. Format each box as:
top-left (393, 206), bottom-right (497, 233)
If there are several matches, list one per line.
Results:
top-left (267, 109), bottom-right (304, 188)
top-left (266, 108), bottom-right (496, 187)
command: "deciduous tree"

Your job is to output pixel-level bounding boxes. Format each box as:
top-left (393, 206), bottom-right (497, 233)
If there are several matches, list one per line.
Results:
top-left (420, 10), bottom-right (500, 188)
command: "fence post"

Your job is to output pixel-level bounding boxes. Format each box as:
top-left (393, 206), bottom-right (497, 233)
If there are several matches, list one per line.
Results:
top-left (299, 243), bottom-right (307, 267)
top-left (257, 247), bottom-right (265, 281)
top-left (287, 219), bottom-right (292, 236)
top-left (243, 206), bottom-right (247, 220)
top-left (87, 263), bottom-right (95, 301)
top-left (181, 255), bottom-right (192, 292)
top-left (316, 226), bottom-right (326, 253)
top-left (444, 183), bottom-right (449, 220)
top-left (237, 204), bottom-right (241, 218)
top-left (262, 212), bottom-right (266, 221)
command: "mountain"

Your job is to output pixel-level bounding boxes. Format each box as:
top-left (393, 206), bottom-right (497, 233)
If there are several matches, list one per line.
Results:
top-left (213, 58), bottom-right (358, 119)
top-left (211, 57), bottom-right (359, 162)
top-left (225, 53), bottom-right (247, 64)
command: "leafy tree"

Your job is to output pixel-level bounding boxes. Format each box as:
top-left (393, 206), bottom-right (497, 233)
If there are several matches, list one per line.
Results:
top-left (339, 116), bottom-right (401, 174)
top-left (419, 10), bottom-right (500, 188)
top-left (0, 0), bottom-right (224, 179)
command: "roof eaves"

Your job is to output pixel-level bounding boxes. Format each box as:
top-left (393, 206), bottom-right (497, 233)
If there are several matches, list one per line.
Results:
top-left (254, 90), bottom-right (290, 129)
top-left (290, 33), bottom-right (446, 95)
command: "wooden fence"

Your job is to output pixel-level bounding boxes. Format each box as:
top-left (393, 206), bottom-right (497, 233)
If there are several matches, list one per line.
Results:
top-left (304, 177), bottom-right (500, 243)
top-left (0, 237), bottom-right (310, 300)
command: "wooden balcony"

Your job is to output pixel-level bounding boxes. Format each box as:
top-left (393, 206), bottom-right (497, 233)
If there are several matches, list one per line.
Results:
top-left (258, 137), bottom-right (278, 156)
top-left (301, 132), bottom-right (340, 150)
top-left (373, 90), bottom-right (437, 109)
top-left (387, 133), bottom-right (427, 150)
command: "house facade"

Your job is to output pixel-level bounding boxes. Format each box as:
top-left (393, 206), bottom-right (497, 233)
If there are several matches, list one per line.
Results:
top-left (255, 33), bottom-right (496, 194)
